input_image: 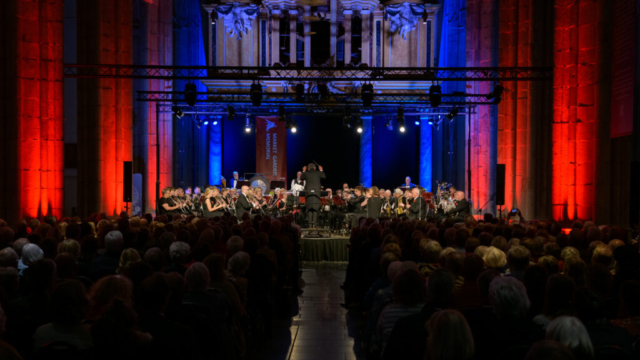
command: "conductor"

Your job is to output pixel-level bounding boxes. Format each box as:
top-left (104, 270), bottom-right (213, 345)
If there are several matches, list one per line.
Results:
top-left (300, 163), bottom-right (326, 228)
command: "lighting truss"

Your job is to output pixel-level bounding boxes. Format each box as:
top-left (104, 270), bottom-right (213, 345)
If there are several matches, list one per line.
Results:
top-left (137, 91), bottom-right (495, 106)
top-left (64, 64), bottom-right (552, 82)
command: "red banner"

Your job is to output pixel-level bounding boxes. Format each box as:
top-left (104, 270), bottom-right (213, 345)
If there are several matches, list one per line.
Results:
top-left (255, 116), bottom-right (287, 183)
top-left (610, 0), bottom-right (636, 138)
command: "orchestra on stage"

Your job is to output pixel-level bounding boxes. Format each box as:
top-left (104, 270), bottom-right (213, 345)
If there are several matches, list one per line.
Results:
top-left (156, 164), bottom-right (471, 232)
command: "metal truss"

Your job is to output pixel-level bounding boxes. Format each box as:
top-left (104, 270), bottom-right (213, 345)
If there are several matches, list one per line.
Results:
top-left (64, 64), bottom-right (552, 81)
top-left (137, 91), bottom-right (496, 106)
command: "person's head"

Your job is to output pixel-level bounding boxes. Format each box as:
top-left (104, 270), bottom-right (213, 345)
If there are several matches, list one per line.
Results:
top-left (57, 239), bottom-right (81, 258)
top-left (572, 286), bottom-right (605, 325)
top-left (13, 238), bottom-right (29, 257)
top-left (343, 183), bottom-right (349, 190)
top-left (544, 274), bottom-right (576, 318)
top-left (394, 189), bottom-right (402, 198)
top-left (561, 246), bottom-right (580, 261)
top-left (546, 316), bottom-right (594, 359)
top-left (370, 186), bottom-right (379, 196)
top-left (445, 251), bottom-right (465, 277)
top-left (483, 246), bottom-right (507, 270)
top-left (507, 245), bottom-right (531, 272)
top-left (228, 251), bottom-right (250, 276)
top-left (233, 171), bottom-right (239, 179)
top-left (169, 241), bottom-right (190, 265)
top-left (449, 186), bottom-right (456, 194)
top-left (354, 186), bottom-right (363, 196)
top-left (384, 190), bottom-right (391, 198)
top-left (491, 236), bottom-right (508, 252)
top-left (117, 248), bottom-right (141, 275)
top-left (0, 248), bottom-right (18, 268)
top-left (253, 187), bottom-right (262, 196)
top-left (392, 269), bottom-right (426, 306)
top-left (427, 268), bottom-right (455, 307)
top-left (591, 244), bottom-right (613, 268)
top-left (104, 230), bottom-right (124, 255)
top-left (454, 191), bottom-right (465, 201)
top-left (308, 163), bottom-right (316, 171)
top-left (421, 240), bottom-right (442, 263)
top-left (89, 275), bottom-right (133, 318)
top-left (227, 236), bottom-right (244, 257)
top-left (22, 243), bottom-right (44, 266)
top-left (411, 188), bottom-right (420, 198)
top-left (50, 280), bottom-right (89, 325)
top-left (138, 273), bottom-right (170, 314)
top-left (162, 187), bottom-right (172, 198)
top-left (538, 255), bottom-right (559, 275)
top-left (405, 176), bottom-right (411, 184)
top-left (185, 262), bottom-right (210, 292)
top-left (241, 185), bottom-right (249, 195)
top-left (463, 254), bottom-right (484, 283)
top-left (563, 256), bottom-right (586, 287)
top-left (426, 310), bottom-right (474, 360)
top-left (489, 276), bottom-right (530, 321)
top-left (297, 171), bottom-right (302, 179)
top-left (143, 247), bottom-right (165, 272)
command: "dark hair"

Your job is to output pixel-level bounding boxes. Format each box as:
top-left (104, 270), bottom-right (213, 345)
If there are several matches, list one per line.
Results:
top-left (392, 269), bottom-right (426, 305)
top-left (427, 268), bottom-right (455, 307)
top-left (572, 286), bottom-right (604, 324)
top-left (138, 273), bottom-right (170, 314)
top-left (50, 280), bottom-right (89, 324)
top-left (543, 274), bottom-right (576, 317)
top-left (620, 280), bottom-right (640, 317)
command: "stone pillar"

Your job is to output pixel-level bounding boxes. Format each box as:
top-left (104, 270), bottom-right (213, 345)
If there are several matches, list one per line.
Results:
top-left (77, 0), bottom-right (133, 216)
top-left (360, 117), bottom-right (372, 187)
top-left (361, 10), bottom-right (371, 66)
top-left (304, 6), bottom-right (311, 67)
top-left (420, 121), bottom-right (433, 192)
top-left (271, 9), bottom-right (280, 65)
top-left (344, 10), bottom-right (352, 65)
top-left (289, 9), bottom-right (298, 65)
top-left (330, 0), bottom-right (337, 64)
top-left (372, 10), bottom-right (384, 67)
top-left (133, 0), bottom-right (173, 214)
top-left (0, 0), bottom-right (65, 223)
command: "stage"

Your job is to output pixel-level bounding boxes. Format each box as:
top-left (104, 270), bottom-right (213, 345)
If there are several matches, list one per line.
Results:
top-left (300, 234), bottom-right (349, 262)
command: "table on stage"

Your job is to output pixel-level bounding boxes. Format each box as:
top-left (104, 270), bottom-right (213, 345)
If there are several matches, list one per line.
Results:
top-left (300, 236), bottom-right (349, 262)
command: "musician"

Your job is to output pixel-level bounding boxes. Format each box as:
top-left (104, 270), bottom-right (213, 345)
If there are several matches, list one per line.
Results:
top-left (229, 188), bottom-right (238, 199)
top-left (252, 187), bottom-right (268, 214)
top-left (185, 187), bottom-right (192, 196)
top-left (450, 191), bottom-right (470, 222)
top-left (194, 187), bottom-right (202, 197)
top-left (346, 186), bottom-right (366, 228)
top-left (406, 188), bottom-right (426, 220)
top-left (230, 171), bottom-right (241, 189)
top-left (291, 171), bottom-right (306, 194)
top-left (276, 192), bottom-right (289, 215)
top-left (268, 188), bottom-right (281, 210)
top-left (399, 176), bottom-right (417, 189)
top-left (449, 186), bottom-right (457, 196)
top-left (300, 163), bottom-right (325, 228)
top-left (203, 187), bottom-right (225, 218)
top-left (363, 186), bottom-right (383, 219)
top-left (158, 188), bottom-right (182, 216)
top-left (235, 185), bottom-right (255, 220)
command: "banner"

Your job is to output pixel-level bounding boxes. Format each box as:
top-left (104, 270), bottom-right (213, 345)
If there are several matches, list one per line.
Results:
top-left (255, 116), bottom-right (287, 184)
top-left (610, 0), bottom-right (636, 138)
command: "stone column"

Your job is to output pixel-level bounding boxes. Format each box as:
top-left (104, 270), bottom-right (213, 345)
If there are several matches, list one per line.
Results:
top-left (372, 10), bottom-right (384, 67)
top-left (361, 10), bottom-right (371, 65)
top-left (360, 117), bottom-right (372, 187)
top-left (289, 9), bottom-right (298, 65)
top-left (344, 10), bottom-right (352, 65)
top-left (271, 9), bottom-right (280, 65)
top-left (304, 6), bottom-right (311, 66)
top-left (330, 0), bottom-right (337, 65)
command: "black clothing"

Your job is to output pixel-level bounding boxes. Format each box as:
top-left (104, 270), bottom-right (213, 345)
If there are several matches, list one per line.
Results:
top-left (203, 197), bottom-right (215, 218)
top-left (367, 197), bottom-right (383, 218)
top-left (138, 313), bottom-right (194, 360)
top-left (350, 195), bottom-right (366, 213)
top-left (235, 193), bottom-right (253, 220)
top-left (398, 182), bottom-right (417, 189)
top-left (407, 196), bottom-right (426, 220)
top-left (89, 252), bottom-right (120, 281)
top-left (300, 170), bottom-right (326, 227)
top-left (164, 263), bottom-right (187, 276)
top-left (157, 197), bottom-right (180, 216)
top-left (451, 198), bottom-right (470, 217)
top-left (383, 303), bottom-right (441, 360)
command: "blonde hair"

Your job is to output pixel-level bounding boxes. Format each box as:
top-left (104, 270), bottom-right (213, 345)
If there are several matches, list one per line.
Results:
top-left (370, 186), bottom-right (380, 196)
top-left (58, 239), bottom-right (81, 258)
top-left (383, 243), bottom-right (402, 259)
top-left (205, 186), bottom-right (219, 198)
top-left (117, 248), bottom-right (141, 275)
top-left (483, 246), bottom-right (507, 269)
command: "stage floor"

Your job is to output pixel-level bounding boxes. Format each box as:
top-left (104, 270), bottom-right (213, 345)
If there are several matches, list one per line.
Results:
top-left (300, 235), bottom-right (349, 262)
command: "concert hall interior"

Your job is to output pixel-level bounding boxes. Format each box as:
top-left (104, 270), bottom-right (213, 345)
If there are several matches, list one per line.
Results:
top-left (1, 0), bottom-right (640, 359)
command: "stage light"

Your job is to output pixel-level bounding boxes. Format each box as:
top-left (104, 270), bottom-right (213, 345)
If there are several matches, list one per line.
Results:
top-left (343, 107), bottom-right (352, 129)
top-left (184, 83), bottom-right (197, 106)
top-left (227, 105), bottom-right (235, 120)
top-left (447, 107), bottom-right (459, 121)
top-left (415, 120), bottom-right (420, 126)
top-left (487, 83), bottom-right (504, 104)
top-left (317, 82), bottom-right (330, 100)
top-left (295, 84), bottom-right (305, 102)
top-left (171, 106), bottom-right (184, 119)
top-left (422, 10), bottom-right (428, 24)
top-left (361, 83), bottom-right (374, 107)
top-left (278, 105), bottom-right (286, 122)
top-left (356, 118), bottom-right (363, 133)
top-left (213, 119), bottom-right (218, 125)
top-left (397, 107), bottom-right (405, 133)
top-left (211, 13), bottom-right (216, 25)
top-left (290, 119), bottom-right (298, 133)
top-left (245, 115), bottom-right (252, 133)
top-left (203, 120), bottom-right (209, 125)
top-left (385, 116), bottom-right (393, 130)
top-left (250, 82), bottom-right (262, 106)
top-left (429, 84), bottom-right (442, 107)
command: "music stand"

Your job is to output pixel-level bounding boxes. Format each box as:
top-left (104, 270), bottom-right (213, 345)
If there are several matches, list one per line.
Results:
top-left (298, 191), bottom-right (329, 197)
top-left (237, 180), bottom-right (251, 189)
top-left (270, 181), bottom-right (285, 191)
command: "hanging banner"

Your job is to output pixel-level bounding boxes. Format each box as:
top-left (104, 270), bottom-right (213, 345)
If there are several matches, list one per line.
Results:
top-left (610, 0), bottom-right (636, 138)
top-left (255, 116), bottom-right (287, 185)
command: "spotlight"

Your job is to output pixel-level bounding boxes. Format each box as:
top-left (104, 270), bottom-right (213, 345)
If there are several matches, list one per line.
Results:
top-left (203, 120), bottom-right (209, 125)
top-left (211, 14), bottom-right (216, 25)
top-left (422, 10), bottom-right (428, 25)
top-left (213, 119), bottom-right (218, 125)
top-left (184, 83), bottom-right (197, 106)
top-left (356, 117), bottom-right (363, 134)
top-left (295, 84), bottom-right (305, 102)
top-left (487, 83), bottom-right (504, 104)
top-left (447, 107), bottom-right (459, 121)
top-left (385, 117), bottom-right (393, 130)
top-left (415, 120), bottom-right (421, 126)
top-left (317, 82), bottom-right (330, 100)
top-left (250, 82), bottom-right (262, 106)
top-left (429, 84), bottom-right (442, 107)
top-left (343, 107), bottom-right (352, 129)
top-left (397, 107), bottom-right (405, 133)
top-left (290, 119), bottom-right (298, 133)
top-left (171, 106), bottom-right (184, 119)
top-left (278, 105), bottom-right (286, 122)
top-left (227, 105), bottom-right (235, 120)
top-left (361, 83), bottom-right (374, 107)
top-left (245, 115), bottom-right (252, 133)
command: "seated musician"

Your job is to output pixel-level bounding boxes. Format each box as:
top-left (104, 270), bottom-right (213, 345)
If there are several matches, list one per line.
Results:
top-left (157, 188), bottom-right (182, 216)
top-left (347, 186), bottom-right (367, 229)
top-left (276, 192), bottom-right (290, 215)
top-left (406, 188), bottom-right (426, 220)
top-left (203, 186), bottom-right (225, 218)
top-left (362, 186), bottom-right (383, 219)
top-left (450, 191), bottom-right (470, 222)
top-left (253, 187), bottom-right (268, 212)
top-left (399, 176), bottom-right (417, 189)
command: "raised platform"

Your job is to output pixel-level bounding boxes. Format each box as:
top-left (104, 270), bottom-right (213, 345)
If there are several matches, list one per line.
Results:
top-left (300, 233), bottom-right (350, 262)
top-left (301, 228), bottom-right (333, 238)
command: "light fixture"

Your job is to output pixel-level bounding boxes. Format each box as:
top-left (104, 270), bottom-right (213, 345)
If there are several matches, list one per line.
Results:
top-left (184, 83), bottom-right (197, 106)
top-left (385, 116), bottom-right (393, 130)
top-left (429, 84), bottom-right (442, 107)
top-left (278, 105), bottom-right (286, 122)
top-left (203, 120), bottom-right (209, 125)
top-left (447, 107), bottom-right (459, 121)
top-left (361, 83), bottom-right (374, 107)
top-left (317, 82), bottom-right (330, 100)
top-left (213, 119), bottom-right (218, 125)
top-left (487, 83), bottom-right (504, 104)
top-left (343, 107), bottom-right (352, 129)
top-left (415, 119), bottom-right (421, 126)
top-left (397, 107), bottom-right (405, 133)
top-left (171, 106), bottom-right (184, 119)
top-left (295, 84), bottom-right (305, 102)
top-left (245, 114), bottom-right (252, 133)
top-left (422, 10), bottom-right (428, 25)
top-left (250, 82), bottom-right (262, 106)
top-left (356, 117), bottom-right (363, 133)
top-left (211, 13), bottom-right (216, 25)
top-left (290, 118), bottom-right (298, 133)
top-left (227, 105), bottom-right (235, 120)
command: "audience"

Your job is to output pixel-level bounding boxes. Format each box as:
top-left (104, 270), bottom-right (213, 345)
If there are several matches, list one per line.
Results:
top-left (0, 212), bottom-right (638, 360)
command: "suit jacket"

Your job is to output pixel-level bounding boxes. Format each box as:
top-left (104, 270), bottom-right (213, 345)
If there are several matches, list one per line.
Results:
top-left (407, 196), bottom-right (426, 220)
top-left (451, 198), bottom-right (470, 217)
top-left (300, 170), bottom-right (325, 196)
top-left (350, 195), bottom-right (366, 213)
top-left (235, 193), bottom-right (253, 219)
top-left (367, 197), bottom-right (383, 218)
top-left (231, 178), bottom-right (240, 189)
top-left (399, 182), bottom-right (417, 189)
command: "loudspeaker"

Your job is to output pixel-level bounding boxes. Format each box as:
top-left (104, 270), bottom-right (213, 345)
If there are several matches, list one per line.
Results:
top-left (123, 161), bottom-right (132, 202)
top-left (496, 164), bottom-right (506, 206)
